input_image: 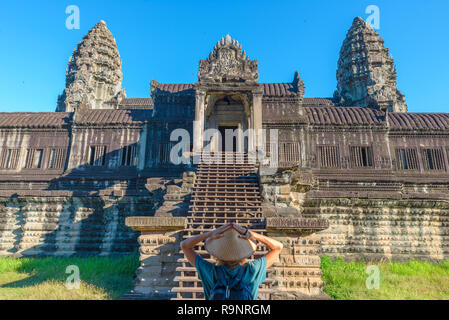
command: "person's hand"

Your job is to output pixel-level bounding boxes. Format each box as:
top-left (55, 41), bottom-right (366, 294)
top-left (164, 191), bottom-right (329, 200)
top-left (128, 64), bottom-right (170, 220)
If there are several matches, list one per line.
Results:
top-left (207, 223), bottom-right (233, 240)
top-left (232, 223), bottom-right (251, 240)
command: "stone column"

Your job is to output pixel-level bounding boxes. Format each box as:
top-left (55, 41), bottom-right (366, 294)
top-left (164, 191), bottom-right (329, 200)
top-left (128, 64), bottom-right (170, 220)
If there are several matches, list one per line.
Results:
top-left (125, 217), bottom-right (187, 299)
top-left (137, 123), bottom-right (148, 170)
top-left (193, 90), bottom-right (206, 156)
top-left (253, 92), bottom-right (263, 149)
top-left (237, 123), bottom-right (243, 153)
top-left (248, 104), bottom-right (255, 154)
top-left (252, 91), bottom-right (263, 152)
top-left (248, 90), bottom-right (263, 158)
top-left (265, 217), bottom-right (331, 300)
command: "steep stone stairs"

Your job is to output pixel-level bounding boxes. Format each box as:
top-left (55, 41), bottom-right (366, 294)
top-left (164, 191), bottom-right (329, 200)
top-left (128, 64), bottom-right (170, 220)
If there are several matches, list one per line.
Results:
top-left (172, 152), bottom-right (274, 300)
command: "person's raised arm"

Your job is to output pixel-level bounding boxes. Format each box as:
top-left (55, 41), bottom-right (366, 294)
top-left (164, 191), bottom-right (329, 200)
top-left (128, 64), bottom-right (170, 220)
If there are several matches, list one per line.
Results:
top-left (232, 223), bottom-right (283, 268)
top-left (180, 223), bottom-right (233, 268)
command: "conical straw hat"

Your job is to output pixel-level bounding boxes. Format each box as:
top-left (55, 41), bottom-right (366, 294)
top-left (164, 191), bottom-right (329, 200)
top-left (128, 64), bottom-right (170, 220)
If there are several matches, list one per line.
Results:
top-left (205, 228), bottom-right (257, 262)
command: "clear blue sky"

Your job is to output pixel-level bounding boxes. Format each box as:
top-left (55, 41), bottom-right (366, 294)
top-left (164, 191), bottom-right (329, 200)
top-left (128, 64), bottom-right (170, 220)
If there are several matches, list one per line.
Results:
top-left (0, 0), bottom-right (448, 113)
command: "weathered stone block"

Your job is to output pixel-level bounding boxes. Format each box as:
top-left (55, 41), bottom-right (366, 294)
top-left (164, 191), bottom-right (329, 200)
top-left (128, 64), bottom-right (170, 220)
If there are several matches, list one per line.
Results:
top-left (126, 217), bottom-right (187, 232)
top-left (266, 217), bottom-right (329, 235)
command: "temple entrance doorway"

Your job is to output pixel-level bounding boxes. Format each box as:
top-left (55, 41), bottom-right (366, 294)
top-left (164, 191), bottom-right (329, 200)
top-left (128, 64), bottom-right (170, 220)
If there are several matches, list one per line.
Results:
top-left (204, 95), bottom-right (249, 153)
top-left (218, 126), bottom-right (238, 152)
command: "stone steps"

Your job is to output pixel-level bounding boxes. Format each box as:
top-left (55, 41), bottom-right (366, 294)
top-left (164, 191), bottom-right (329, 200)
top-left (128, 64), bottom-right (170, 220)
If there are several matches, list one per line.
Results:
top-left (171, 152), bottom-right (270, 300)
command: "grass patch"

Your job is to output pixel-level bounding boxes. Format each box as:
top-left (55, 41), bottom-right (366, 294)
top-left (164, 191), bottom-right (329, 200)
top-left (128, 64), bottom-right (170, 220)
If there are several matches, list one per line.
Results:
top-left (0, 254), bottom-right (139, 300)
top-left (321, 255), bottom-right (449, 300)
top-left (2, 254), bottom-right (447, 300)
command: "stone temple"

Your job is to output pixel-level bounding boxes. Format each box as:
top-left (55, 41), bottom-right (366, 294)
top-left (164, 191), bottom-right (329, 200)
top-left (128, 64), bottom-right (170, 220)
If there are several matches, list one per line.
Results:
top-left (0, 17), bottom-right (448, 300)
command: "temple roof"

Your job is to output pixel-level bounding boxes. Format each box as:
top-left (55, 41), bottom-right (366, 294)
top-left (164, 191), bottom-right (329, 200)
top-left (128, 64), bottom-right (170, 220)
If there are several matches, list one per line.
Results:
top-left (74, 109), bottom-right (152, 125)
top-left (388, 112), bottom-right (449, 130)
top-left (0, 110), bottom-right (152, 127)
top-left (0, 108), bottom-right (448, 130)
top-left (302, 98), bottom-right (334, 106)
top-left (262, 83), bottom-right (298, 97)
top-left (150, 82), bottom-right (305, 98)
top-left (304, 106), bottom-right (385, 126)
top-left (150, 82), bottom-right (194, 95)
top-left (0, 112), bottom-right (72, 128)
top-left (303, 107), bottom-right (449, 130)
top-left (119, 98), bottom-right (154, 109)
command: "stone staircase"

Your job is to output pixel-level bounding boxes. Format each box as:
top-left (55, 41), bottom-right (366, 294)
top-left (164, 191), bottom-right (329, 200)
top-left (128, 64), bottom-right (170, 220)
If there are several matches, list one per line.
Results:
top-left (171, 152), bottom-right (274, 300)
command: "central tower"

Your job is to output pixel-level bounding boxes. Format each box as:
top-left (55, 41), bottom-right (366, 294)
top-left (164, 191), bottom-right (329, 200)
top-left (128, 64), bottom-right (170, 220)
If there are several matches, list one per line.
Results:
top-left (193, 35), bottom-right (264, 155)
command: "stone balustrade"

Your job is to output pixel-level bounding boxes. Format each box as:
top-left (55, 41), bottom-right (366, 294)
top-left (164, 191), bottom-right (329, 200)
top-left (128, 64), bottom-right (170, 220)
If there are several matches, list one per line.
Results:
top-left (125, 216), bottom-right (187, 299)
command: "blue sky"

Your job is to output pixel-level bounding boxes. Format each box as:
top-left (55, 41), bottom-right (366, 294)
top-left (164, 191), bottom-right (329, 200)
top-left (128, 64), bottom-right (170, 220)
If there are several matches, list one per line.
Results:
top-left (0, 0), bottom-right (448, 113)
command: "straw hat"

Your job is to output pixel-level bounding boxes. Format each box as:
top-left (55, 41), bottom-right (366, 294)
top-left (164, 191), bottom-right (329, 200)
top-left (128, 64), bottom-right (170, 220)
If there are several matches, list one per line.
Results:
top-left (205, 228), bottom-right (257, 262)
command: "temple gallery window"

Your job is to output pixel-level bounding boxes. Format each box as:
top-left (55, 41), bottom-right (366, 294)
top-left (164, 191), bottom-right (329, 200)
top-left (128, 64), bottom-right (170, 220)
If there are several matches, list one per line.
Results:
top-left (25, 149), bottom-right (43, 169)
top-left (48, 148), bottom-right (65, 169)
top-left (350, 146), bottom-right (373, 168)
top-left (318, 145), bottom-right (340, 168)
top-left (153, 142), bottom-right (176, 165)
top-left (279, 142), bottom-right (300, 165)
top-left (89, 145), bottom-right (107, 166)
top-left (0, 149), bottom-right (20, 169)
top-left (395, 148), bottom-right (419, 170)
top-left (421, 148), bottom-right (446, 171)
top-left (120, 145), bottom-right (137, 167)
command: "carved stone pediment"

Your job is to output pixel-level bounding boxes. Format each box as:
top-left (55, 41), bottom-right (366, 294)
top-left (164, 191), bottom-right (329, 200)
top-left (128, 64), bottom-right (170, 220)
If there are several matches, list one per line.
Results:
top-left (198, 35), bottom-right (258, 83)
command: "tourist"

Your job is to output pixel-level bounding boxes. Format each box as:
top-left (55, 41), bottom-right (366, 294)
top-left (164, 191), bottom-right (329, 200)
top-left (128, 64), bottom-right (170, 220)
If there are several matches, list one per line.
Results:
top-left (180, 222), bottom-right (283, 300)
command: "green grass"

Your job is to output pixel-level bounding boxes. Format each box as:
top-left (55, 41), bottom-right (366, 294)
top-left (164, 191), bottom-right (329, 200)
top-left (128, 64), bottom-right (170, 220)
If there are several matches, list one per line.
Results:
top-left (0, 254), bottom-right (139, 300)
top-left (321, 255), bottom-right (449, 300)
top-left (2, 254), bottom-right (448, 300)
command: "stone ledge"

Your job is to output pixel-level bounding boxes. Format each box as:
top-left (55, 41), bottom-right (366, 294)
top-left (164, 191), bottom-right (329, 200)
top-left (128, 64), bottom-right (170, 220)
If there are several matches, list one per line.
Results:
top-left (266, 217), bottom-right (329, 235)
top-left (125, 216), bottom-right (187, 232)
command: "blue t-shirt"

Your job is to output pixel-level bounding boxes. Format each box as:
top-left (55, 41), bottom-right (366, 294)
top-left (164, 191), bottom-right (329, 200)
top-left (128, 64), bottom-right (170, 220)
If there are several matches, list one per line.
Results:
top-left (194, 255), bottom-right (267, 300)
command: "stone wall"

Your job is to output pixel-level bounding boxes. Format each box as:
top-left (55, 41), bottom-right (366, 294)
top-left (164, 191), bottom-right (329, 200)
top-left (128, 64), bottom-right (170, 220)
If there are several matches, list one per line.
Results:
top-left (260, 168), bottom-right (330, 299)
top-left (0, 195), bottom-right (154, 257)
top-left (265, 217), bottom-right (329, 300)
top-left (132, 230), bottom-right (185, 299)
top-left (124, 217), bottom-right (187, 299)
top-left (261, 166), bottom-right (449, 263)
top-left (268, 233), bottom-right (326, 299)
top-left (304, 198), bottom-right (449, 261)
